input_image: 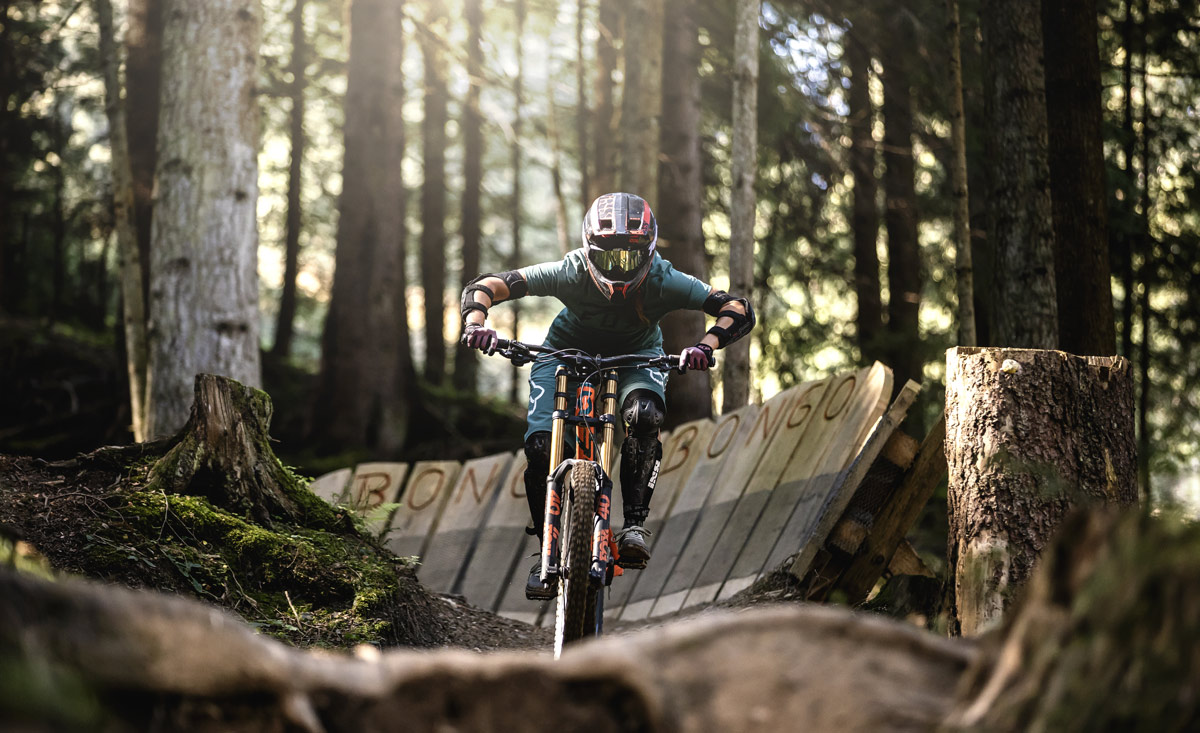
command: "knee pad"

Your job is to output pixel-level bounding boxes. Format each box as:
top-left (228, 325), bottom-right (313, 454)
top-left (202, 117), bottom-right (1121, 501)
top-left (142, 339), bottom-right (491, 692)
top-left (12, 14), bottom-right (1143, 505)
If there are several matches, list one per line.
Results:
top-left (524, 431), bottom-right (552, 474)
top-left (523, 431), bottom-right (552, 537)
top-left (620, 432), bottom-right (662, 527)
top-left (622, 389), bottom-right (665, 437)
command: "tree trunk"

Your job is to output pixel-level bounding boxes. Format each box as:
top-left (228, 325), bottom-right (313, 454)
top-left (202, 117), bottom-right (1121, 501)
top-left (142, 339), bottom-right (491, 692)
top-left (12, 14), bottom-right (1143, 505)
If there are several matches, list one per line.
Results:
top-left (453, 0), bottom-right (484, 394)
top-left (312, 0), bottom-right (409, 454)
top-left (981, 0), bottom-right (1058, 348)
top-left (0, 0), bottom-right (11, 314)
top-left (514, 0), bottom-right (532, 401)
top-left (882, 13), bottom-right (922, 393)
top-left (619, 0), bottom-right (663, 200)
top-left (946, 0), bottom-right (976, 347)
top-left (591, 0), bottom-right (619, 201)
top-left (420, 0), bottom-right (449, 384)
top-left (125, 0), bottom-right (164, 313)
top-left (270, 0), bottom-right (307, 361)
top-left (1135, 44), bottom-right (1151, 502)
top-left (723, 0), bottom-right (758, 413)
top-left (1118, 0), bottom-right (1136, 360)
top-left (658, 0), bottom-right (710, 425)
top-left (146, 0), bottom-right (262, 440)
top-left (847, 27), bottom-right (883, 365)
top-left (575, 0), bottom-right (590, 211)
top-left (1041, 0), bottom-right (1115, 357)
top-left (96, 0), bottom-right (150, 442)
top-left (150, 374), bottom-right (341, 530)
top-left (548, 85), bottom-right (571, 257)
top-left (944, 347), bottom-right (1137, 636)
top-left (50, 103), bottom-right (67, 322)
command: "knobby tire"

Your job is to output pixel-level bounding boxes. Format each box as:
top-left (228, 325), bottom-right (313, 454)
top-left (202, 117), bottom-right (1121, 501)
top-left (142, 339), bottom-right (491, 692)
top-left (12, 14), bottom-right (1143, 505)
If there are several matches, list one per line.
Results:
top-left (554, 461), bottom-right (598, 658)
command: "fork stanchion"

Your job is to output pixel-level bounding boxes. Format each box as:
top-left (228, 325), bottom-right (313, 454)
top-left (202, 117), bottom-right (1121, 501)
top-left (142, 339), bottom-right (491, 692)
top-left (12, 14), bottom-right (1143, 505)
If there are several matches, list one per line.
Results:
top-left (599, 370), bottom-right (619, 474)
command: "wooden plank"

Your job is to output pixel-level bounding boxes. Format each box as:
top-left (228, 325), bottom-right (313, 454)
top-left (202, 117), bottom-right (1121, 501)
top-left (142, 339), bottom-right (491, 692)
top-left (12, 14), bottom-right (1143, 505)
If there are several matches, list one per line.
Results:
top-left (759, 364), bottom-right (899, 576)
top-left (649, 387), bottom-right (801, 617)
top-left (687, 377), bottom-right (837, 606)
top-left (616, 411), bottom-right (749, 621)
top-left (347, 462), bottom-right (410, 536)
top-left (714, 369), bottom-right (889, 601)
top-left (834, 413), bottom-right (947, 605)
top-left (457, 451), bottom-right (530, 611)
top-left (605, 422), bottom-right (713, 620)
top-left (307, 468), bottom-right (351, 505)
top-left (888, 538), bottom-right (934, 578)
top-left (788, 379), bottom-right (921, 579)
top-left (418, 454), bottom-right (513, 594)
top-left (383, 461), bottom-right (460, 560)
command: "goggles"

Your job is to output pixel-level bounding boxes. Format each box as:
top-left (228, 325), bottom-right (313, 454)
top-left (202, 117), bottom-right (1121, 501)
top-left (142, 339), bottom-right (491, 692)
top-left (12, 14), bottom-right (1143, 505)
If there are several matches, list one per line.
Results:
top-left (589, 247), bottom-right (647, 275)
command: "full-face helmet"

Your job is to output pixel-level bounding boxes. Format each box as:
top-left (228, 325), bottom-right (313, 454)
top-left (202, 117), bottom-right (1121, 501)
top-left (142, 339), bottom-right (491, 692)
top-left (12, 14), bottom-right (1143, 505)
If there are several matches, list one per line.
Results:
top-left (582, 192), bottom-right (657, 300)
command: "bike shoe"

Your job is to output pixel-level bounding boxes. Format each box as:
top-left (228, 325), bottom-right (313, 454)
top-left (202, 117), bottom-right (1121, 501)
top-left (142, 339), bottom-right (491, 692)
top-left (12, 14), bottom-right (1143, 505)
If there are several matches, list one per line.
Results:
top-left (616, 525), bottom-right (652, 569)
top-left (525, 560), bottom-right (556, 601)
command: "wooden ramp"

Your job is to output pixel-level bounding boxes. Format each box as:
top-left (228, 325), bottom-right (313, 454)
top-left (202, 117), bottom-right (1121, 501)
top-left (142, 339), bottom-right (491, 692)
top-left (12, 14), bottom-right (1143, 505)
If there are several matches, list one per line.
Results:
top-left (307, 362), bottom-right (937, 624)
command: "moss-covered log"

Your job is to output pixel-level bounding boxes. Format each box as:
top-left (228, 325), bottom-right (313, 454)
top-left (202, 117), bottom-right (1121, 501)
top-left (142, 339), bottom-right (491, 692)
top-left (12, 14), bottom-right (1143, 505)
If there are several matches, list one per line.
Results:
top-left (149, 374), bottom-right (342, 531)
top-left (946, 509), bottom-right (1200, 731)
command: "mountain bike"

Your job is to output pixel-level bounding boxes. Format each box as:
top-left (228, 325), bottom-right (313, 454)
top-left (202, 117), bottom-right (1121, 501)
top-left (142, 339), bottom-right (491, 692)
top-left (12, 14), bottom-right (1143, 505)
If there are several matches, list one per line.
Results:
top-left (487, 338), bottom-right (683, 658)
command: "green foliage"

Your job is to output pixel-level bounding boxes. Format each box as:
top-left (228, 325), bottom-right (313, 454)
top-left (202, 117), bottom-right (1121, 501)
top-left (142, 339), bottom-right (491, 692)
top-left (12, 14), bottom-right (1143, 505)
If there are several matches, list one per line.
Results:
top-left (1, 1), bottom-right (114, 325)
top-left (4, 0), bottom-right (1198, 485)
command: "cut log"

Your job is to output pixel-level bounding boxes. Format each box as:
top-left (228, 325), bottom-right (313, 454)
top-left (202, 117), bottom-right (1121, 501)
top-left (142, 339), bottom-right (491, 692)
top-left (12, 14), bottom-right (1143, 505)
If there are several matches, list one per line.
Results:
top-left (944, 347), bottom-right (1135, 636)
top-left (149, 374), bottom-right (342, 531)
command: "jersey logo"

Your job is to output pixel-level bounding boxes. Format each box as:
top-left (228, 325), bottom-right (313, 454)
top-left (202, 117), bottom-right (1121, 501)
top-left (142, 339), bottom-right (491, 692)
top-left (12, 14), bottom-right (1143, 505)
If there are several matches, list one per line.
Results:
top-left (527, 382), bottom-right (545, 418)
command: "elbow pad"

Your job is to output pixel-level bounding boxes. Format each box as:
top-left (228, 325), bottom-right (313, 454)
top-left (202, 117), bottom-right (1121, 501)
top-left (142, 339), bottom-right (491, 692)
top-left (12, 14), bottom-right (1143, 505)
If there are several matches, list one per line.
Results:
top-left (460, 275), bottom-right (494, 323)
top-left (702, 290), bottom-right (755, 348)
top-left (459, 270), bottom-right (529, 324)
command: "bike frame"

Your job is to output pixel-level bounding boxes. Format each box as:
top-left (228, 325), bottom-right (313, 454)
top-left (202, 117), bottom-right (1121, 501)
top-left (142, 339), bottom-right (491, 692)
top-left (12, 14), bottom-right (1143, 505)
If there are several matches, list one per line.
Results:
top-left (475, 338), bottom-right (679, 644)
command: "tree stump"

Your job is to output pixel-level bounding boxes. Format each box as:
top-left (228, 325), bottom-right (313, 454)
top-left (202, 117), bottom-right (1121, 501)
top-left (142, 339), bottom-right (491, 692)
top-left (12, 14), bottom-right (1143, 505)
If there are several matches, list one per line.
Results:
top-left (149, 374), bottom-right (340, 530)
top-left (945, 347), bottom-right (1135, 636)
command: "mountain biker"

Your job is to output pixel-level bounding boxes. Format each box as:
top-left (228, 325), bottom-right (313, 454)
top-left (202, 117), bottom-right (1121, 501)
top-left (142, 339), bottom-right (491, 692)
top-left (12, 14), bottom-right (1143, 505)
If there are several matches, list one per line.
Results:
top-left (460, 192), bottom-right (755, 601)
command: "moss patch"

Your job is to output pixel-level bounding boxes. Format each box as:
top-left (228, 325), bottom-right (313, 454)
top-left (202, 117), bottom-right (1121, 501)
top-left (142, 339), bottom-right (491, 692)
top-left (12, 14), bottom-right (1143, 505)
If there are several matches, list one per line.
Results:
top-left (83, 488), bottom-right (442, 648)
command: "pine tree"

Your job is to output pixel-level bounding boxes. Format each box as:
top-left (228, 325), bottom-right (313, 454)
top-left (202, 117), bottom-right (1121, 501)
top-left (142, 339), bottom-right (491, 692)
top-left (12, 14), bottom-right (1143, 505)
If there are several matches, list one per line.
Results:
top-left (146, 0), bottom-right (263, 438)
top-left (311, 0), bottom-right (410, 453)
top-left (982, 0), bottom-right (1058, 348)
top-left (723, 0), bottom-right (759, 412)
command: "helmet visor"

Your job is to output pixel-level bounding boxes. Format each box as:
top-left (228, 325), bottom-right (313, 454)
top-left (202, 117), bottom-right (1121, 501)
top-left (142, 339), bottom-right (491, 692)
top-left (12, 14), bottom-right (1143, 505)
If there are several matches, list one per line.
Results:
top-left (589, 247), bottom-right (648, 278)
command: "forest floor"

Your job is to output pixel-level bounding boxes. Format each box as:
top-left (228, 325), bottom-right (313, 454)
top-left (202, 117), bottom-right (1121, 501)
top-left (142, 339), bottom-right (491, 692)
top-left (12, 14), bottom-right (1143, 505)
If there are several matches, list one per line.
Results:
top-left (0, 447), bottom-right (831, 656)
top-left (0, 451), bottom-right (552, 653)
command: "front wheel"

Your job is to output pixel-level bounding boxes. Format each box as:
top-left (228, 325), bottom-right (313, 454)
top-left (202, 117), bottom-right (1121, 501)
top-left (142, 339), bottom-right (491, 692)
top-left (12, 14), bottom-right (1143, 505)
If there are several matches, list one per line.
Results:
top-left (554, 461), bottom-right (599, 658)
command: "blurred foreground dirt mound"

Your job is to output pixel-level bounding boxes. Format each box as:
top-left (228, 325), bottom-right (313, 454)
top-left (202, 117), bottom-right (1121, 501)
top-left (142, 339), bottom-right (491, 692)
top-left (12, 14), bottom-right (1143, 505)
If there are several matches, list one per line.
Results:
top-left (0, 568), bottom-right (973, 732)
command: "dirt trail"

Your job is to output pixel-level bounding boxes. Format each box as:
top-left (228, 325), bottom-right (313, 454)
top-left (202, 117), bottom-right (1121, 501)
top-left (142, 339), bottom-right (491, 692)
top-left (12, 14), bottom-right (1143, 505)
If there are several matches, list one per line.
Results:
top-left (1, 445), bottom-right (820, 658)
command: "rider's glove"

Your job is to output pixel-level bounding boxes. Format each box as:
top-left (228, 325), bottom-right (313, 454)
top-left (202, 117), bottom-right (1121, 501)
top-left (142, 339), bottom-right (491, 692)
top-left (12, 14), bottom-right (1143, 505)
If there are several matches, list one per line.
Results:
top-left (680, 343), bottom-right (715, 371)
top-left (463, 323), bottom-right (499, 354)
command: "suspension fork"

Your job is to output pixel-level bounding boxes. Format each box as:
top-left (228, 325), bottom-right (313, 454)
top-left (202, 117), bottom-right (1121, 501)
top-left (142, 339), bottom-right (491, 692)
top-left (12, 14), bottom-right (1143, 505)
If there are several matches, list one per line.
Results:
top-left (541, 367), bottom-right (570, 579)
top-left (591, 370), bottom-right (619, 583)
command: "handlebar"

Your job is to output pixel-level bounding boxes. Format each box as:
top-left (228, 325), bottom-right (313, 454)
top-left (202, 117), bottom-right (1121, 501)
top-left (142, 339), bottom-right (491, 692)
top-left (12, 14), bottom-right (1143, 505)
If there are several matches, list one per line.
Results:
top-left (484, 337), bottom-right (688, 373)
